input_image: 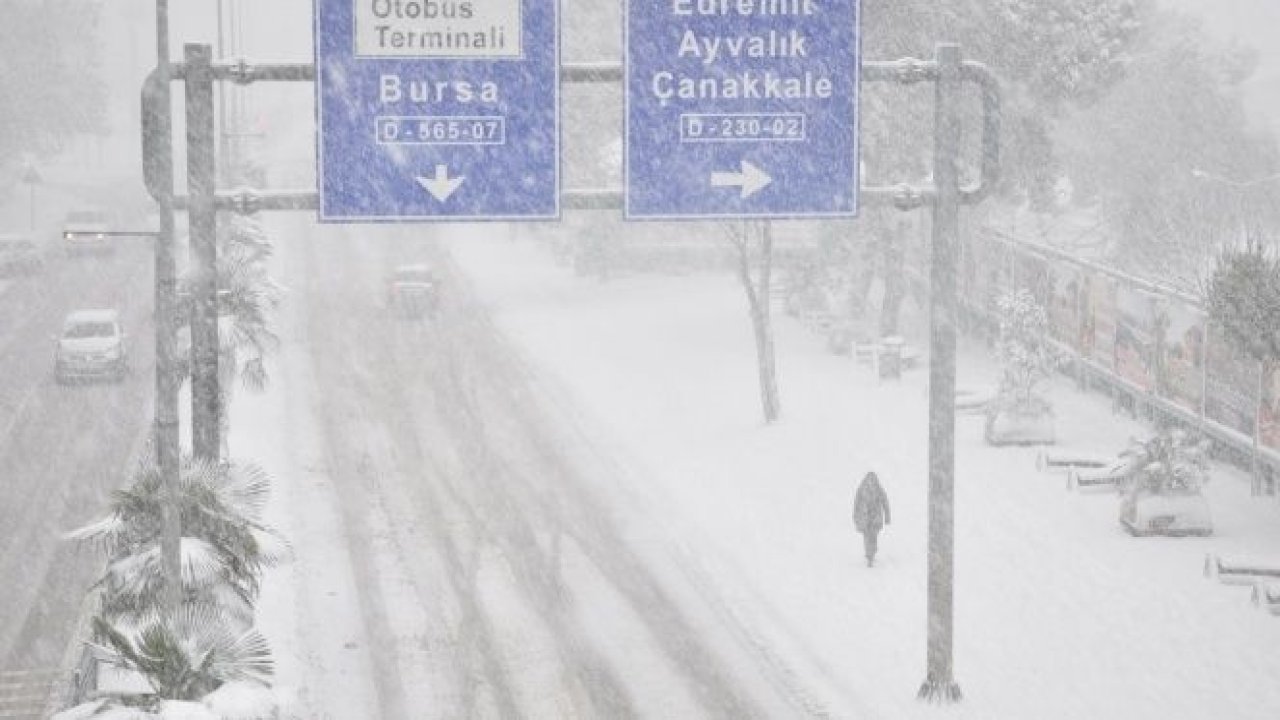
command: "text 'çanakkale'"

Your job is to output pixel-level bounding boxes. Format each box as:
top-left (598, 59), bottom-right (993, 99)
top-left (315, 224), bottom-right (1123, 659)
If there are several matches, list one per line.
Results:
top-left (650, 0), bottom-right (834, 102)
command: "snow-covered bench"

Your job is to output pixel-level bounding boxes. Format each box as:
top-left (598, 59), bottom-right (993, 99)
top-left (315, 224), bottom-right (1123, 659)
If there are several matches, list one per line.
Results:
top-left (1203, 554), bottom-right (1280, 585)
top-left (1252, 583), bottom-right (1280, 616)
top-left (955, 387), bottom-right (995, 415)
top-left (1037, 450), bottom-right (1114, 474)
top-left (1067, 454), bottom-right (1143, 493)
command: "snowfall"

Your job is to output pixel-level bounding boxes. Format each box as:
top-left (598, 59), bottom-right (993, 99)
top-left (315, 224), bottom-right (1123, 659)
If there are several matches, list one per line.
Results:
top-left (215, 220), bottom-right (1280, 720)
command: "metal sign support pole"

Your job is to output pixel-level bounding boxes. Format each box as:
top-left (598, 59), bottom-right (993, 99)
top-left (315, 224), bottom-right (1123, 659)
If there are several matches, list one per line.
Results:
top-left (919, 43), bottom-right (963, 704)
top-left (184, 44), bottom-right (221, 462)
top-left (151, 0), bottom-right (182, 615)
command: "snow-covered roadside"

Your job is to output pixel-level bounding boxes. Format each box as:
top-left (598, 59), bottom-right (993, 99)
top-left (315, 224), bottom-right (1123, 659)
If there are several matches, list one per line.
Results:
top-left (228, 229), bottom-right (382, 720)
top-left (447, 226), bottom-right (1280, 720)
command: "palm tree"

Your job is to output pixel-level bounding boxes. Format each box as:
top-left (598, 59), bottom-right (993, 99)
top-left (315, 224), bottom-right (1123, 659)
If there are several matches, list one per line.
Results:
top-left (63, 455), bottom-right (284, 711)
top-left (178, 211), bottom-right (284, 457)
top-left (66, 455), bottom-right (288, 626)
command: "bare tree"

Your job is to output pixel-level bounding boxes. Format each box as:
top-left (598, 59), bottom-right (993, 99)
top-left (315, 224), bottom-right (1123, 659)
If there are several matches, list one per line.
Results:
top-left (727, 221), bottom-right (780, 423)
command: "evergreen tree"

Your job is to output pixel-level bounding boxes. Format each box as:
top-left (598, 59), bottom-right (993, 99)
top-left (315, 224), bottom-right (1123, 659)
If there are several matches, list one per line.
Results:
top-left (1206, 242), bottom-right (1280, 365)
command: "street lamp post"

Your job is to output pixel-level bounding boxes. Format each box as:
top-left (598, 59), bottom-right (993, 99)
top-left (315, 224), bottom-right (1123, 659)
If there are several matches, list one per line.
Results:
top-left (20, 162), bottom-right (40, 231)
top-left (1190, 168), bottom-right (1280, 188)
top-left (1190, 167), bottom-right (1280, 246)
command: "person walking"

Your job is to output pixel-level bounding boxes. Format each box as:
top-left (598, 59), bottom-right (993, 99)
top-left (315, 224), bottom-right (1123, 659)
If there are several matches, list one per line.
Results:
top-left (854, 471), bottom-right (891, 566)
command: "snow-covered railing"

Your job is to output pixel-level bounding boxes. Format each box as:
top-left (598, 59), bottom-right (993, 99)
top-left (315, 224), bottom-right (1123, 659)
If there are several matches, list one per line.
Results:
top-left (986, 229), bottom-right (1204, 308)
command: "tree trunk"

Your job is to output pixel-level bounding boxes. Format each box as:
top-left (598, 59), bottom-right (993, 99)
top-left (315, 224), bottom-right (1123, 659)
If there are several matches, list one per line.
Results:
top-left (880, 225), bottom-right (906, 337)
top-left (733, 221), bottom-right (781, 423)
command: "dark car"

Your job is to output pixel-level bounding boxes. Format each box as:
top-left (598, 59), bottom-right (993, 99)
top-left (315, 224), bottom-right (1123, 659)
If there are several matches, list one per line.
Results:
top-left (63, 208), bottom-right (115, 256)
top-left (0, 234), bottom-right (43, 276)
top-left (386, 264), bottom-right (440, 319)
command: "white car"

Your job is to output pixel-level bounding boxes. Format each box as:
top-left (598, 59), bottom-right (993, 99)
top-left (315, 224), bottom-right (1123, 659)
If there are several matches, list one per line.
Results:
top-left (63, 208), bottom-right (115, 255)
top-left (55, 309), bottom-right (129, 383)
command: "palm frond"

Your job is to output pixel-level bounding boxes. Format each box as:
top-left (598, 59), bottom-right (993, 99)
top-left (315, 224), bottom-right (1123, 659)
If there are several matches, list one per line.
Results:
top-left (64, 514), bottom-right (127, 550)
top-left (208, 628), bottom-right (274, 687)
top-left (97, 538), bottom-right (257, 624)
top-left (217, 461), bottom-right (271, 521)
top-left (250, 527), bottom-right (293, 566)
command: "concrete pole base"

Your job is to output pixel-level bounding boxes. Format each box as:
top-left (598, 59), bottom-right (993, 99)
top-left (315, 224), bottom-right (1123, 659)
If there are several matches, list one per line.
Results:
top-left (917, 679), bottom-right (963, 704)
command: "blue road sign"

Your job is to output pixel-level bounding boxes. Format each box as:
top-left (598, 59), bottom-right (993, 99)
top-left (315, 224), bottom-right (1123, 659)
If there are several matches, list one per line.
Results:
top-left (625, 0), bottom-right (860, 219)
top-left (315, 0), bottom-right (559, 221)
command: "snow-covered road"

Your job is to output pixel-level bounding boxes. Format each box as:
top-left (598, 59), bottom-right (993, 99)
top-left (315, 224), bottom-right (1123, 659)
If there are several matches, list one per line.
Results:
top-left (245, 218), bottom-right (825, 718)
top-left (0, 234), bottom-right (154, 675)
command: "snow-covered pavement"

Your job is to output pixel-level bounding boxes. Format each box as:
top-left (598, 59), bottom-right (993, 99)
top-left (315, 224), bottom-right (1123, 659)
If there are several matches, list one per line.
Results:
top-left (447, 226), bottom-right (1280, 719)
top-left (244, 218), bottom-right (1280, 719)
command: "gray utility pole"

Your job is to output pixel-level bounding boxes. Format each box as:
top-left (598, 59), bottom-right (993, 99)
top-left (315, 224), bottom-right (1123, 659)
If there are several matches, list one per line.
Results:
top-left (919, 43), bottom-right (963, 704)
top-left (149, 0), bottom-right (182, 614)
top-left (185, 44), bottom-right (222, 461)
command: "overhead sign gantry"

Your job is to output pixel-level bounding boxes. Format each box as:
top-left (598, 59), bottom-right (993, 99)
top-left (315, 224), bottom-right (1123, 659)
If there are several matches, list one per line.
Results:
top-left (315, 0), bottom-right (560, 221)
top-left (625, 0), bottom-right (861, 219)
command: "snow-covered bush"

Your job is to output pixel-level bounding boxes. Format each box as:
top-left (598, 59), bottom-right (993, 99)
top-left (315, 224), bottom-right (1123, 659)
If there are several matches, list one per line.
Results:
top-left (1118, 429), bottom-right (1214, 536)
top-left (986, 289), bottom-right (1057, 445)
top-left (88, 605), bottom-right (273, 703)
top-left (994, 288), bottom-right (1055, 408)
top-left (1127, 429), bottom-right (1210, 495)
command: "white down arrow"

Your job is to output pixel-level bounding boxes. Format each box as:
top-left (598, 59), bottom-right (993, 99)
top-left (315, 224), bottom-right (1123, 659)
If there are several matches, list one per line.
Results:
top-left (415, 165), bottom-right (465, 202)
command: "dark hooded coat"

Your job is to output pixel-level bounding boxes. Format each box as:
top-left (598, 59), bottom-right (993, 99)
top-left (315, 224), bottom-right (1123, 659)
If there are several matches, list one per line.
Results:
top-left (854, 472), bottom-right (891, 533)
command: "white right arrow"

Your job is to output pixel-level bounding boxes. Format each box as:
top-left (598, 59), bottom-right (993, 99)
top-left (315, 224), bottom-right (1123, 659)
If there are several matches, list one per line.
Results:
top-left (711, 160), bottom-right (772, 199)
top-left (415, 164), bottom-right (465, 202)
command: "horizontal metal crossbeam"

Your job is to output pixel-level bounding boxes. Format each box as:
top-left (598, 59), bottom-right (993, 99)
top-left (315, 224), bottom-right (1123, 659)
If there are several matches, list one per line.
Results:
top-left (144, 57), bottom-right (1000, 216)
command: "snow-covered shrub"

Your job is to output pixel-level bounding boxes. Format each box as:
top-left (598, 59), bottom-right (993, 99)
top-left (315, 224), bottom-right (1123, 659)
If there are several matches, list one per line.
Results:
top-left (994, 288), bottom-right (1055, 409)
top-left (1127, 429), bottom-right (1210, 495)
top-left (87, 604), bottom-right (272, 704)
top-left (1118, 429), bottom-right (1214, 536)
top-left (985, 288), bottom-right (1057, 445)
